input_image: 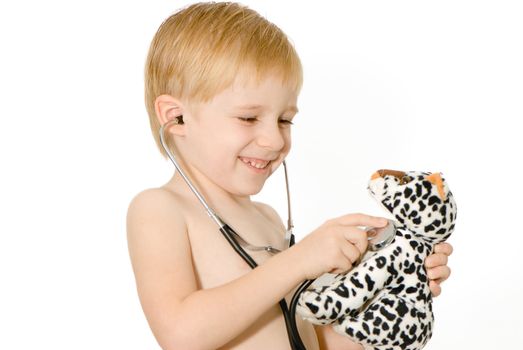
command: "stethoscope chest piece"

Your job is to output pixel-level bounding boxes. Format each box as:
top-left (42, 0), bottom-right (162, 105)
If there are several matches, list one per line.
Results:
top-left (366, 219), bottom-right (397, 251)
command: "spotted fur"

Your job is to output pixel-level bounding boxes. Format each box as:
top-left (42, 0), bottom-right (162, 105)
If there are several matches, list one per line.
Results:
top-left (296, 170), bottom-right (457, 350)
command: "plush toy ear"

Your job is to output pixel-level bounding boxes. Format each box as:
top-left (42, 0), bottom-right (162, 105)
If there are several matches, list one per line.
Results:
top-left (426, 173), bottom-right (446, 201)
top-left (371, 171), bottom-right (381, 180)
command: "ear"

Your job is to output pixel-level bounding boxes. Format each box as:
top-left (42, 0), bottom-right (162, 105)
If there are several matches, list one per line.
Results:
top-left (154, 94), bottom-right (186, 136)
top-left (426, 172), bottom-right (446, 201)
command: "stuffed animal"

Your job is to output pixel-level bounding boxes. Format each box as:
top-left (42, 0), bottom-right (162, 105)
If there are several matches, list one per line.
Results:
top-left (296, 169), bottom-right (457, 350)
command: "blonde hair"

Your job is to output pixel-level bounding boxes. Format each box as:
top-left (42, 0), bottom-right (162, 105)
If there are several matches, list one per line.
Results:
top-left (144, 1), bottom-right (303, 159)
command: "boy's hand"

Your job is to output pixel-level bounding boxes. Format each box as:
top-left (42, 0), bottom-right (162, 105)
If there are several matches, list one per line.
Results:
top-left (425, 242), bottom-right (453, 297)
top-left (292, 213), bottom-right (388, 280)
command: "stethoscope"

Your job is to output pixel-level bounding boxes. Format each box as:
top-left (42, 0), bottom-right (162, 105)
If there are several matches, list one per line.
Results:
top-left (159, 117), bottom-right (397, 350)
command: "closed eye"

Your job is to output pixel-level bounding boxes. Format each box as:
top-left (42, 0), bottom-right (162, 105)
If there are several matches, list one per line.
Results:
top-left (279, 119), bottom-right (294, 125)
top-left (238, 116), bottom-right (258, 123)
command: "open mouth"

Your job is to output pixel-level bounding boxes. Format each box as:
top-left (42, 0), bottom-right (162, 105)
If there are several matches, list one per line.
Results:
top-left (239, 156), bottom-right (271, 170)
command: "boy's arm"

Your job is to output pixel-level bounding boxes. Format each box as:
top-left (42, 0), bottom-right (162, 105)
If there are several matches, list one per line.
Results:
top-left (126, 189), bottom-right (307, 350)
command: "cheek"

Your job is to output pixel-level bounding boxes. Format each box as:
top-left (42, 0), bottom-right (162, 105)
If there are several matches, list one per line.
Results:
top-left (279, 131), bottom-right (292, 154)
top-left (286, 135), bottom-right (292, 152)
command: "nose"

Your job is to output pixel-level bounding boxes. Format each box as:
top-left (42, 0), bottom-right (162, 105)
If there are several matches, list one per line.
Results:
top-left (255, 122), bottom-right (287, 151)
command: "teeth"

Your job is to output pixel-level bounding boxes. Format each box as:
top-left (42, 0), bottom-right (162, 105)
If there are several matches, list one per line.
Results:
top-left (240, 157), bottom-right (269, 169)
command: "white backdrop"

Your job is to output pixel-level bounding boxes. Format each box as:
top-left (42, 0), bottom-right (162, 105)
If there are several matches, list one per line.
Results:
top-left (1, 1), bottom-right (522, 349)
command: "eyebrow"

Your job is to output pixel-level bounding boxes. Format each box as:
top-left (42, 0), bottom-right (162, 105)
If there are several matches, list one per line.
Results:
top-left (234, 104), bottom-right (299, 114)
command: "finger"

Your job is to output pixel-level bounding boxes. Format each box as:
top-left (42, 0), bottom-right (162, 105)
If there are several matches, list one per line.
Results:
top-left (425, 253), bottom-right (448, 269)
top-left (427, 266), bottom-right (451, 283)
top-left (429, 280), bottom-right (442, 297)
top-left (340, 241), bottom-right (363, 266)
top-left (434, 242), bottom-right (453, 256)
top-left (329, 250), bottom-right (353, 274)
top-left (335, 213), bottom-right (389, 228)
top-left (342, 227), bottom-right (369, 256)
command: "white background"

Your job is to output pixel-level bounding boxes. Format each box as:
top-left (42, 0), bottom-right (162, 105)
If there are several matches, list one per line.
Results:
top-left (1, 0), bottom-right (522, 349)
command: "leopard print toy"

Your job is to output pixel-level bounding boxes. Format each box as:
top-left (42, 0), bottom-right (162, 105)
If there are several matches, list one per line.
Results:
top-left (296, 170), bottom-right (457, 350)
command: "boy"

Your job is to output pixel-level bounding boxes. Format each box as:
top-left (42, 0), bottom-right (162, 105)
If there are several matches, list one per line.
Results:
top-left (126, 2), bottom-right (453, 349)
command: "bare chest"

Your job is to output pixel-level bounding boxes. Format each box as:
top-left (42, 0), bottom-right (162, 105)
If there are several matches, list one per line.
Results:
top-left (186, 208), bottom-right (285, 289)
top-left (183, 208), bottom-right (319, 350)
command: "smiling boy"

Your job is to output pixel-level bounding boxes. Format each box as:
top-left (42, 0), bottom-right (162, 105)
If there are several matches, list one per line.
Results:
top-left (126, 3), bottom-right (452, 349)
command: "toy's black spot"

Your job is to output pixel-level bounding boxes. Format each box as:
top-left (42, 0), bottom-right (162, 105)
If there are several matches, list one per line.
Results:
top-left (391, 284), bottom-right (405, 294)
top-left (382, 298), bottom-right (394, 307)
top-left (405, 262), bottom-right (416, 274)
top-left (396, 301), bottom-right (409, 317)
top-left (306, 302), bottom-right (318, 314)
top-left (350, 276), bottom-right (364, 289)
top-left (376, 256), bottom-right (387, 268)
top-left (324, 296), bottom-right (333, 310)
top-left (334, 283), bottom-right (349, 298)
top-left (362, 322), bottom-right (370, 334)
top-left (346, 327), bottom-right (354, 337)
top-left (387, 264), bottom-right (398, 277)
top-left (380, 306), bottom-right (396, 321)
top-left (404, 187), bottom-right (413, 198)
top-left (409, 324), bottom-right (418, 335)
top-left (415, 183), bottom-right (423, 197)
top-left (428, 195), bottom-right (441, 206)
top-left (365, 274), bottom-right (375, 292)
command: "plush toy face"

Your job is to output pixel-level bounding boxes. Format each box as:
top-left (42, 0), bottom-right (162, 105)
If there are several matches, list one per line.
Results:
top-left (368, 170), bottom-right (457, 244)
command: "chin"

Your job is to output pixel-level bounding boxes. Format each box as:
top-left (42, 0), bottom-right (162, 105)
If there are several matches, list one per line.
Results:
top-left (233, 180), bottom-right (267, 197)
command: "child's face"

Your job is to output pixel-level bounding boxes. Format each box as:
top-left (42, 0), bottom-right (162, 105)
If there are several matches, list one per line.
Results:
top-left (180, 70), bottom-right (299, 197)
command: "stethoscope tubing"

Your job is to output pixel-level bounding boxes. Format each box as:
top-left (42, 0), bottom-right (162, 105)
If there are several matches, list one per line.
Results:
top-left (220, 224), bottom-right (311, 350)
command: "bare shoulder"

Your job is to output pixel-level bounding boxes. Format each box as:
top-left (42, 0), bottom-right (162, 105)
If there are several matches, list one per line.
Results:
top-left (126, 187), bottom-right (187, 245)
top-left (126, 187), bottom-right (192, 268)
top-left (127, 187), bottom-right (185, 224)
top-left (126, 187), bottom-right (198, 339)
top-left (253, 201), bottom-right (286, 232)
